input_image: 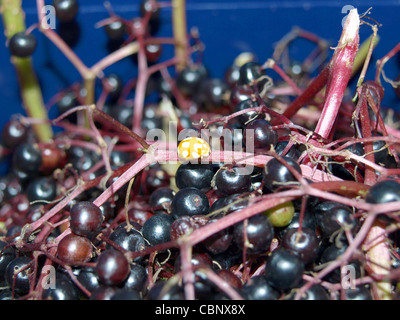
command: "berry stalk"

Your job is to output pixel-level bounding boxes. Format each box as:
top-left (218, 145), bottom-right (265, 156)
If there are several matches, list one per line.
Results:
top-left (1, 0), bottom-right (53, 143)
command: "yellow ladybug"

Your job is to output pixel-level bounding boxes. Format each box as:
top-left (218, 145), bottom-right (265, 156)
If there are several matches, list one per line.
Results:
top-left (177, 137), bottom-right (211, 161)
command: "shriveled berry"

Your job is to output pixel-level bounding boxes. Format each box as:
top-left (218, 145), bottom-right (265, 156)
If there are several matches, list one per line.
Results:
top-left (169, 215), bottom-right (207, 241)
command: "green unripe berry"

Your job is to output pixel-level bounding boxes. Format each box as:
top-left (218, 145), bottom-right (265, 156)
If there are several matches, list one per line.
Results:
top-left (263, 201), bottom-right (295, 227)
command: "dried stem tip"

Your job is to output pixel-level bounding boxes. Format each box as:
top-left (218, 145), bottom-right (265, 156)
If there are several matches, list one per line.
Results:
top-left (314, 8), bottom-right (360, 140)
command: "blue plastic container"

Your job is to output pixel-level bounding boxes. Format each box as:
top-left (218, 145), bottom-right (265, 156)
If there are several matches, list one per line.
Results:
top-left (0, 1), bottom-right (400, 134)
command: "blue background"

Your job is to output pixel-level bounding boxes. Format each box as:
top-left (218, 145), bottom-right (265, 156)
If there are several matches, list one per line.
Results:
top-left (0, 0), bottom-right (400, 132)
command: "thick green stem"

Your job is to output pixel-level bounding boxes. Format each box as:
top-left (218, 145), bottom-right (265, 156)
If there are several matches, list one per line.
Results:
top-left (1, 0), bottom-right (53, 142)
top-left (172, 0), bottom-right (188, 72)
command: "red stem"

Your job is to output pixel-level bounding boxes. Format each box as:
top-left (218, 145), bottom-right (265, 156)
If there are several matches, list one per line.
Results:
top-left (314, 9), bottom-right (360, 140)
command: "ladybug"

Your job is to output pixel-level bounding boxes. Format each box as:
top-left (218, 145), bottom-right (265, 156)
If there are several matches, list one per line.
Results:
top-left (178, 137), bottom-right (211, 161)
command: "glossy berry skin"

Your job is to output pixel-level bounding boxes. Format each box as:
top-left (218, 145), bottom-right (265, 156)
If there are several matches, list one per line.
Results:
top-left (240, 276), bottom-right (280, 300)
top-left (175, 163), bottom-right (214, 191)
top-left (345, 285), bottom-right (373, 300)
top-left (285, 283), bottom-right (330, 300)
top-left (148, 187), bottom-right (175, 214)
top-left (146, 281), bottom-right (185, 300)
top-left (57, 233), bottom-right (93, 265)
top-left (95, 249), bottom-right (130, 286)
top-left (233, 214), bottom-right (274, 254)
top-left (104, 20), bottom-right (126, 41)
top-left (238, 61), bottom-right (265, 86)
top-left (319, 243), bottom-right (361, 283)
top-left (90, 285), bottom-right (118, 300)
top-left (281, 228), bottom-right (319, 265)
top-left (210, 194), bottom-right (248, 217)
top-left (122, 263), bottom-right (147, 292)
top-left (234, 98), bottom-right (263, 126)
top-left (53, 0), bottom-right (79, 22)
top-left (107, 223), bottom-right (146, 261)
top-left (244, 119), bottom-right (278, 151)
top-left (77, 267), bottom-right (101, 293)
top-left (365, 180), bottom-right (400, 203)
top-left (111, 289), bottom-right (142, 300)
top-left (26, 176), bottom-right (57, 203)
top-left (1, 119), bottom-right (28, 149)
top-left (0, 241), bottom-right (15, 286)
top-left (105, 73), bottom-right (123, 99)
top-left (9, 32), bottom-right (37, 57)
top-left (197, 78), bottom-right (229, 109)
top-left (264, 248), bottom-right (305, 292)
top-left (40, 145), bottom-right (67, 173)
top-left (176, 64), bottom-right (208, 97)
top-left (12, 143), bottom-right (42, 174)
top-left (203, 218), bottom-right (233, 254)
top-left (145, 43), bottom-right (162, 63)
top-left (141, 213), bottom-right (175, 245)
top-left (217, 269), bottom-right (242, 289)
top-left (170, 187), bottom-right (210, 219)
top-left (263, 156), bottom-right (302, 193)
top-left (42, 279), bottom-right (80, 300)
top-left (69, 201), bottom-right (104, 237)
top-left (275, 141), bottom-right (302, 160)
top-left (365, 180), bottom-right (400, 222)
top-left (229, 85), bottom-right (254, 108)
top-left (5, 256), bottom-right (33, 295)
top-left (224, 64), bottom-right (240, 88)
top-left (315, 203), bottom-right (357, 238)
top-left (213, 167), bottom-right (252, 196)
